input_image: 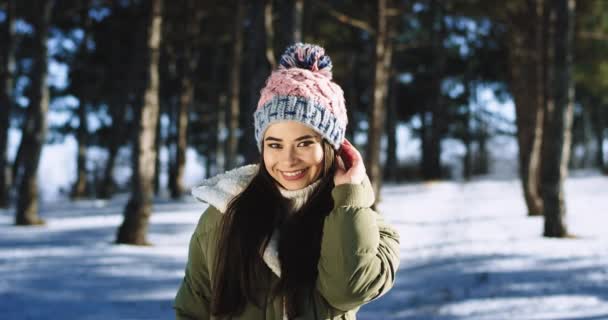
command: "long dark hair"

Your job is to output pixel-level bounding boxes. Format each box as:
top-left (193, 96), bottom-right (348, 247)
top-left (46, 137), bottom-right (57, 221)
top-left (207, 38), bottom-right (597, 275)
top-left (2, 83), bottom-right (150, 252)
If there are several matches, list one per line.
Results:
top-left (210, 140), bottom-right (336, 318)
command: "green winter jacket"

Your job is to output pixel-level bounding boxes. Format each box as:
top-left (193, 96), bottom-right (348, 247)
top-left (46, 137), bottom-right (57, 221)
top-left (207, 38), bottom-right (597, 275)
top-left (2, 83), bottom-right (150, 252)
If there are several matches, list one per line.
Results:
top-left (174, 165), bottom-right (400, 320)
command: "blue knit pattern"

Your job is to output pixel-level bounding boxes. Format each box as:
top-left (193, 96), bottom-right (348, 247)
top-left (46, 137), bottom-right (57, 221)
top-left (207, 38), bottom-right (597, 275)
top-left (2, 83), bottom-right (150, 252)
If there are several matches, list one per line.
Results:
top-left (254, 95), bottom-right (345, 150)
top-left (279, 43), bottom-right (333, 72)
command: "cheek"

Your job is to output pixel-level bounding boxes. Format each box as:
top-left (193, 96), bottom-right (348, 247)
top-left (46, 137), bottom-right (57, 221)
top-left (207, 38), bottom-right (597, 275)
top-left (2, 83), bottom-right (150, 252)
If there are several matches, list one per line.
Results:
top-left (310, 148), bottom-right (324, 179)
top-left (263, 151), bottom-right (274, 172)
top-left (309, 146), bottom-right (324, 166)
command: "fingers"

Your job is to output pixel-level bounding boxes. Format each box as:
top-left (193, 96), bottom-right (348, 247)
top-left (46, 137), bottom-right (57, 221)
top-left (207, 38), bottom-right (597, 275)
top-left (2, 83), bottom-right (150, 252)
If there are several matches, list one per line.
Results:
top-left (340, 139), bottom-right (361, 169)
top-left (342, 139), bottom-right (359, 156)
top-left (335, 153), bottom-right (346, 171)
top-left (338, 142), bottom-right (351, 169)
top-left (338, 148), bottom-right (351, 170)
top-left (334, 139), bottom-right (366, 185)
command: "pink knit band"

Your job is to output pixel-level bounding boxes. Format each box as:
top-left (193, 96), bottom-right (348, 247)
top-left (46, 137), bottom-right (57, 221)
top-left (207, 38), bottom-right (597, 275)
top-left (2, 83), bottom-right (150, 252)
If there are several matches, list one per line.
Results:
top-left (254, 43), bottom-right (348, 150)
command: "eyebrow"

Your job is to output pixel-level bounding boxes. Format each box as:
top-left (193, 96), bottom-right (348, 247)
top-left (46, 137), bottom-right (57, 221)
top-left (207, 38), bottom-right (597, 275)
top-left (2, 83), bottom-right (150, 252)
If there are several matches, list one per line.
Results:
top-left (264, 135), bottom-right (318, 142)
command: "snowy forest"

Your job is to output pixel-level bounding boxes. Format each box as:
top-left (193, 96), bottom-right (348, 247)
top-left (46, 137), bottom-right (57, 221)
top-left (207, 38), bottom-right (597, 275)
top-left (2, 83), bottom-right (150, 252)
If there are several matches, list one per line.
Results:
top-left (1, 0), bottom-right (607, 319)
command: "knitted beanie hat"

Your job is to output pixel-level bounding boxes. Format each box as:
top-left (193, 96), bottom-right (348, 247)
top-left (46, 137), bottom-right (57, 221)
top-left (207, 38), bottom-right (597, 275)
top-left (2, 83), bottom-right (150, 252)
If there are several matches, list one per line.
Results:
top-left (254, 43), bottom-right (348, 150)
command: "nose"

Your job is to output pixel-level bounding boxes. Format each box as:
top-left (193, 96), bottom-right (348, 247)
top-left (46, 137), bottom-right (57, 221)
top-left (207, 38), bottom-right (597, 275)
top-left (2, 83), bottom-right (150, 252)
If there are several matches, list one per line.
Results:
top-left (281, 146), bottom-right (298, 164)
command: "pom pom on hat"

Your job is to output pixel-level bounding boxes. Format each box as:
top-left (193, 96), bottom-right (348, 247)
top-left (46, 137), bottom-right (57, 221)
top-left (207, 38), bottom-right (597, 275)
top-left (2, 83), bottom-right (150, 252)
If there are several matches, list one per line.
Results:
top-left (279, 43), bottom-right (333, 77)
top-left (254, 43), bottom-right (348, 150)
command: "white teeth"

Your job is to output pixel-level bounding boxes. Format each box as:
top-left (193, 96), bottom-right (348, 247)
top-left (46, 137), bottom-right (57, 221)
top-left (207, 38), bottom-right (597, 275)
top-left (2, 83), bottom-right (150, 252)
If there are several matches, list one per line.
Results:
top-left (282, 169), bottom-right (304, 177)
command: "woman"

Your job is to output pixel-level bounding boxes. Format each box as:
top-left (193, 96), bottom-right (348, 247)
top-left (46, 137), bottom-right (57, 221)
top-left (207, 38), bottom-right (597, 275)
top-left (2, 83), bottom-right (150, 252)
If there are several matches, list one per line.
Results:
top-left (174, 43), bottom-right (400, 320)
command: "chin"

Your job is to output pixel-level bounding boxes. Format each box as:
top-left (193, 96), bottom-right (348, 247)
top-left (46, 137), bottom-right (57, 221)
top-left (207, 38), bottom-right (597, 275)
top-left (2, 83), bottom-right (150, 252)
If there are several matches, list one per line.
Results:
top-left (280, 180), bottom-right (310, 190)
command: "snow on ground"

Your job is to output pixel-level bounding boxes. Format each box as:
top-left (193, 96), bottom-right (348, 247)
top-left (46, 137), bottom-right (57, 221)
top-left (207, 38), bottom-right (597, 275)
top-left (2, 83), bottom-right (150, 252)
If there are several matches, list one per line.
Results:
top-left (1, 172), bottom-right (607, 320)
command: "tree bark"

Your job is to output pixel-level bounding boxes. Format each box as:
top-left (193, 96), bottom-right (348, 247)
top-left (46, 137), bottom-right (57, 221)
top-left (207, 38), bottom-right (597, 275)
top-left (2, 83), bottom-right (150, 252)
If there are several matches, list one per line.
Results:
top-left (99, 2), bottom-right (134, 199)
top-left (72, 101), bottom-right (89, 198)
top-left (225, 0), bottom-right (245, 170)
top-left (211, 46), bottom-right (227, 176)
top-left (366, 0), bottom-right (393, 204)
top-left (159, 4), bottom-right (175, 196)
top-left (506, 0), bottom-right (545, 216)
top-left (166, 0), bottom-right (202, 198)
top-left (264, 0), bottom-right (277, 70)
top-left (591, 103), bottom-right (605, 170)
top-left (216, 94), bottom-right (227, 175)
top-left (99, 85), bottom-right (129, 199)
top-left (242, 0), bottom-right (272, 164)
top-left (0, 0), bottom-right (16, 208)
top-left (71, 1), bottom-right (94, 199)
top-left (278, 0), bottom-right (304, 49)
top-left (169, 75), bottom-right (193, 198)
top-left (11, 134), bottom-right (24, 186)
top-left (293, 0), bottom-right (304, 42)
top-left (384, 73), bottom-right (398, 182)
top-left (344, 53), bottom-right (357, 142)
top-left (99, 132), bottom-right (120, 199)
top-left (541, 0), bottom-right (575, 238)
top-left (463, 77), bottom-right (473, 181)
top-left (15, 0), bottom-right (53, 225)
top-left (153, 103), bottom-right (163, 195)
top-left (116, 0), bottom-right (163, 245)
top-left (475, 122), bottom-right (489, 175)
top-left (579, 105), bottom-right (594, 168)
top-left (421, 0), bottom-right (446, 180)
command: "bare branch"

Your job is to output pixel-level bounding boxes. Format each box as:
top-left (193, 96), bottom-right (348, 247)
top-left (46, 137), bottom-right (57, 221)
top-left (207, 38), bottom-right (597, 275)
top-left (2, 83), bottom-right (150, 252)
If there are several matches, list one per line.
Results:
top-left (312, 0), bottom-right (375, 34)
top-left (578, 31), bottom-right (608, 41)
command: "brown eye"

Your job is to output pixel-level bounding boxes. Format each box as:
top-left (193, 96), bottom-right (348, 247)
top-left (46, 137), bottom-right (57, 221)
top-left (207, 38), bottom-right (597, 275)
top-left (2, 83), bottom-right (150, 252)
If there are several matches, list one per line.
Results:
top-left (297, 141), bottom-right (314, 147)
top-left (267, 143), bottom-right (281, 149)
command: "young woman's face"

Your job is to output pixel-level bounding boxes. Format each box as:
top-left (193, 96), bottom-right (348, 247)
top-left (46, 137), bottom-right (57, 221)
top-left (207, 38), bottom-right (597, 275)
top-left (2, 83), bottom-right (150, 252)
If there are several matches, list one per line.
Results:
top-left (263, 121), bottom-right (324, 190)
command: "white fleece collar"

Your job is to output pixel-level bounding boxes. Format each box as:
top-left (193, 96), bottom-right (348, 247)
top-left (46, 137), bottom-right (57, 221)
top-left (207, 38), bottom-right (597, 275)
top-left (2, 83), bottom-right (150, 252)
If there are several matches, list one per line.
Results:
top-left (191, 164), bottom-right (259, 213)
top-left (191, 164), bottom-right (286, 277)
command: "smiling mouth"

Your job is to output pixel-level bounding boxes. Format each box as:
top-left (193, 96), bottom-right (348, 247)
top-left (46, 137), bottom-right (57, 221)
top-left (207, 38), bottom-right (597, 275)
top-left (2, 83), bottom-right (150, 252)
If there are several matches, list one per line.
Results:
top-left (280, 168), bottom-right (308, 180)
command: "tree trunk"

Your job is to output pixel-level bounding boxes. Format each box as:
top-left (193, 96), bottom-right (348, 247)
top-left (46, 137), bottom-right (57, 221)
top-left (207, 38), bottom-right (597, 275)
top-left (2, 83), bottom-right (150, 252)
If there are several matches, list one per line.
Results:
top-left (421, 0), bottom-right (445, 180)
top-left (591, 103), bottom-right (605, 170)
top-left (264, 0), bottom-right (277, 71)
top-left (579, 106), bottom-right (594, 168)
top-left (159, 5), bottom-right (175, 197)
top-left (475, 123), bottom-right (489, 175)
top-left (166, 0), bottom-right (201, 198)
top-left (345, 53), bottom-right (357, 142)
top-left (293, 0), bottom-right (304, 42)
top-left (225, 0), bottom-right (245, 170)
top-left (72, 2), bottom-right (93, 198)
top-left (242, 0), bottom-right (272, 164)
top-left (216, 94), bottom-right (227, 175)
top-left (99, 136), bottom-right (119, 199)
top-left (116, 0), bottom-right (163, 245)
top-left (278, 0), bottom-right (304, 49)
top-left (71, 1), bottom-right (94, 199)
top-left (507, 0), bottom-right (545, 216)
top-left (169, 75), bottom-right (193, 198)
top-left (210, 46), bottom-right (227, 176)
top-left (11, 135), bottom-right (24, 186)
top-left (463, 78), bottom-right (473, 181)
top-left (541, 0), bottom-right (575, 238)
top-left (0, 0), bottom-right (16, 208)
top-left (72, 101), bottom-right (89, 198)
top-left (384, 73), bottom-right (398, 182)
top-left (99, 1), bottom-right (135, 199)
top-left (153, 104), bottom-right (163, 195)
top-left (463, 127), bottom-right (472, 181)
top-left (366, 0), bottom-right (393, 204)
top-left (15, 0), bottom-right (53, 225)
top-left (98, 95), bottom-right (128, 199)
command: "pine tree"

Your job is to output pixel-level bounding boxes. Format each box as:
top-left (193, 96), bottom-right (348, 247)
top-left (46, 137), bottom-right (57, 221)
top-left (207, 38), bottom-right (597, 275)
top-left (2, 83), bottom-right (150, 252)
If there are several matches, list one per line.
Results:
top-left (116, 0), bottom-right (163, 245)
top-left (15, 0), bottom-right (54, 225)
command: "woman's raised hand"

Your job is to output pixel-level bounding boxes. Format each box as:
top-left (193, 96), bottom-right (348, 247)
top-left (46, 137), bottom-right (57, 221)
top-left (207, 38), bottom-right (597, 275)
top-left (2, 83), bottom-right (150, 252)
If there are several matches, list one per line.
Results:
top-left (334, 139), bottom-right (366, 186)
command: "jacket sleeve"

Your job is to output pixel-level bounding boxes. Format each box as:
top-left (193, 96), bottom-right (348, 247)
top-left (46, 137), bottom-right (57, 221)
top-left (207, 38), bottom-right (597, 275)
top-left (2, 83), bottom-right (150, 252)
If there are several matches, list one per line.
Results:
top-left (174, 207), bottom-right (219, 320)
top-left (316, 177), bottom-right (400, 311)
